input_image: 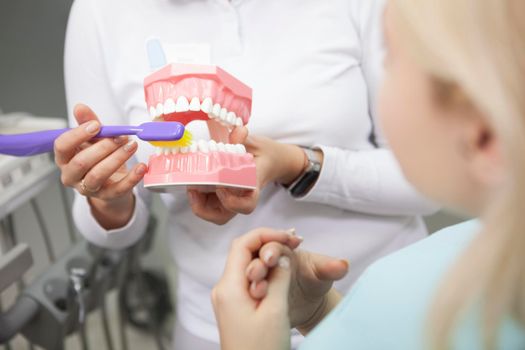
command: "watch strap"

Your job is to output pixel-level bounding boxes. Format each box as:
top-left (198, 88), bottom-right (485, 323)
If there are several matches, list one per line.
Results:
top-left (287, 148), bottom-right (322, 198)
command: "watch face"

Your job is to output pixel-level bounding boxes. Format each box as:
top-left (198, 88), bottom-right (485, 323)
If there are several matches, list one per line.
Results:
top-left (289, 149), bottom-right (321, 198)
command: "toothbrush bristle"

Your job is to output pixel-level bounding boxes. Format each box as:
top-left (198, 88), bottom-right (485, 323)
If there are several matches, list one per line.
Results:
top-left (148, 129), bottom-right (193, 148)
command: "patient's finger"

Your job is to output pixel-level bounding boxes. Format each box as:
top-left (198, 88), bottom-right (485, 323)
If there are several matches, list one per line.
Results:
top-left (249, 279), bottom-right (269, 300)
top-left (246, 258), bottom-right (268, 283)
top-left (259, 242), bottom-right (297, 268)
top-left (222, 228), bottom-right (302, 285)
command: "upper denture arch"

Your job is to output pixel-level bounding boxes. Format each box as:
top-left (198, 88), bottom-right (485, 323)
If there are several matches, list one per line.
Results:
top-left (144, 63), bottom-right (252, 128)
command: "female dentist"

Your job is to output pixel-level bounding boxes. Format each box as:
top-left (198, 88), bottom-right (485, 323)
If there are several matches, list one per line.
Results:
top-left (57, 0), bottom-right (436, 348)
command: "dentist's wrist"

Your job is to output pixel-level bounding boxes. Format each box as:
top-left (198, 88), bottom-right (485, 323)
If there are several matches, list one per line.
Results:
top-left (275, 144), bottom-right (309, 186)
top-left (88, 194), bottom-right (135, 230)
top-left (277, 145), bottom-right (324, 189)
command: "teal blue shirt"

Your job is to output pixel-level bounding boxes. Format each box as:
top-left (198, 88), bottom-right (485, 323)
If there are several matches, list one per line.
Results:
top-left (299, 221), bottom-right (525, 350)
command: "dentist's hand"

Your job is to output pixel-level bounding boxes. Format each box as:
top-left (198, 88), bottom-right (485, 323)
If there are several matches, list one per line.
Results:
top-left (212, 228), bottom-right (303, 350)
top-left (245, 237), bottom-right (348, 334)
top-left (55, 104), bottom-right (147, 229)
top-left (188, 128), bottom-right (313, 225)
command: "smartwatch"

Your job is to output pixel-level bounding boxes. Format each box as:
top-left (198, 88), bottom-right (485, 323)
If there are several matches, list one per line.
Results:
top-left (285, 147), bottom-right (322, 198)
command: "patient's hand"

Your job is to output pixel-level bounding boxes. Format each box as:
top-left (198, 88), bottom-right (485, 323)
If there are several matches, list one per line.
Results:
top-left (246, 237), bottom-right (348, 334)
top-left (212, 228), bottom-right (303, 350)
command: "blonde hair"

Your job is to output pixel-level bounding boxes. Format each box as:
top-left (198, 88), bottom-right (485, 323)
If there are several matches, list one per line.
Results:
top-left (390, 0), bottom-right (525, 349)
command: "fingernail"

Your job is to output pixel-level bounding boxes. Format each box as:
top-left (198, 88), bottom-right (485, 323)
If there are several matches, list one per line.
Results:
top-left (263, 251), bottom-right (273, 264)
top-left (135, 164), bottom-right (146, 176)
top-left (85, 121), bottom-right (99, 134)
top-left (278, 256), bottom-right (290, 269)
top-left (296, 236), bottom-right (305, 242)
top-left (114, 136), bottom-right (128, 145)
top-left (285, 228), bottom-right (296, 236)
top-left (250, 281), bottom-right (257, 291)
top-left (340, 259), bottom-right (350, 269)
top-left (123, 140), bottom-right (136, 152)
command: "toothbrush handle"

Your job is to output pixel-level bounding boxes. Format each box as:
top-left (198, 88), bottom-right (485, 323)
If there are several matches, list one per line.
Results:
top-left (0, 129), bottom-right (71, 157)
top-left (0, 126), bottom-right (140, 157)
top-left (97, 126), bottom-right (141, 138)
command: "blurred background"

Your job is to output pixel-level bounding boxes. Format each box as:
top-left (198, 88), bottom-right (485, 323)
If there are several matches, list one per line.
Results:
top-left (0, 0), bottom-right (71, 118)
top-left (0, 1), bottom-right (464, 349)
top-left (0, 2), bottom-right (174, 349)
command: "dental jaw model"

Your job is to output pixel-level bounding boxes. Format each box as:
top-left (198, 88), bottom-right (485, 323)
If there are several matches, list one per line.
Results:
top-left (143, 63), bottom-right (257, 192)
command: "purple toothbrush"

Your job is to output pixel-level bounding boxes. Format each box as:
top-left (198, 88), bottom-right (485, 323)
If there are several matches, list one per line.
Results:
top-left (0, 122), bottom-right (191, 157)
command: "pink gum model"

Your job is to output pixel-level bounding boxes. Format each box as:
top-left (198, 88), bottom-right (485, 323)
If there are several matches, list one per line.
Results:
top-left (143, 63), bottom-right (257, 192)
